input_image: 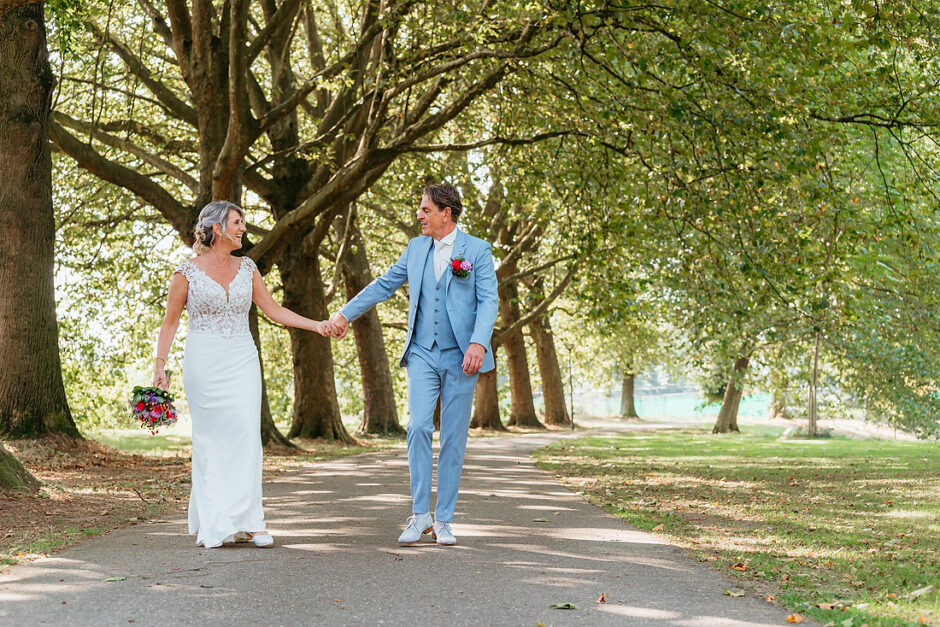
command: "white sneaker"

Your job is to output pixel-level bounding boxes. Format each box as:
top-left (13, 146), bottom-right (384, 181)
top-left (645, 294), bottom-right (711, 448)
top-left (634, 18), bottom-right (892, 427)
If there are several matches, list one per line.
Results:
top-left (432, 520), bottom-right (456, 546)
top-left (397, 513), bottom-right (433, 545)
top-left (249, 533), bottom-right (274, 548)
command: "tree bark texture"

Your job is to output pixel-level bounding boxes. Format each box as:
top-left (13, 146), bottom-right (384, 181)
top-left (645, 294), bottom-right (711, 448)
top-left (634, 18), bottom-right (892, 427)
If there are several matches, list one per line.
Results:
top-left (470, 346), bottom-right (505, 430)
top-left (712, 356), bottom-right (749, 434)
top-left (280, 243), bottom-right (352, 442)
top-left (529, 315), bottom-right (570, 426)
top-left (248, 304), bottom-right (295, 448)
top-left (500, 282), bottom-right (543, 428)
top-left (0, 442), bottom-right (38, 493)
top-left (340, 215), bottom-right (403, 435)
top-left (620, 372), bottom-right (639, 418)
top-left (0, 3), bottom-right (79, 438)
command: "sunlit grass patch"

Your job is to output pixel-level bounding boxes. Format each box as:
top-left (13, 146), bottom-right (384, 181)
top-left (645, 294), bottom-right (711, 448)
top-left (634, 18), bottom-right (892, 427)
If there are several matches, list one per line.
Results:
top-left (534, 428), bottom-right (940, 626)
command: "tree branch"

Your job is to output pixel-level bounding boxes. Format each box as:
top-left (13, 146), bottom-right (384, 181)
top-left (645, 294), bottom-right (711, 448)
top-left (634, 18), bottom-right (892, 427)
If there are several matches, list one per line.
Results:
top-left (88, 22), bottom-right (198, 127)
top-left (54, 112), bottom-right (199, 192)
top-left (50, 122), bottom-right (195, 243)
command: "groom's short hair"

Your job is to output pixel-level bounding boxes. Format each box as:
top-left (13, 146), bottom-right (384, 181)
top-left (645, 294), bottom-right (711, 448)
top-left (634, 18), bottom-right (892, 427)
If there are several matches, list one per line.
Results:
top-left (423, 183), bottom-right (463, 222)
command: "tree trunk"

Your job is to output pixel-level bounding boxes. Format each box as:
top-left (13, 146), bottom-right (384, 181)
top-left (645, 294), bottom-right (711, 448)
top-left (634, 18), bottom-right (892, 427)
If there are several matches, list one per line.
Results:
top-left (500, 284), bottom-right (543, 429)
top-left (712, 356), bottom-right (749, 434)
top-left (808, 332), bottom-right (820, 437)
top-left (0, 3), bottom-right (79, 439)
top-left (0, 443), bottom-right (38, 493)
top-left (340, 214), bottom-right (403, 435)
top-left (470, 346), bottom-right (505, 430)
top-left (279, 243), bottom-right (352, 442)
top-left (529, 315), bottom-right (570, 426)
top-left (621, 372), bottom-right (639, 418)
top-left (248, 304), bottom-right (295, 449)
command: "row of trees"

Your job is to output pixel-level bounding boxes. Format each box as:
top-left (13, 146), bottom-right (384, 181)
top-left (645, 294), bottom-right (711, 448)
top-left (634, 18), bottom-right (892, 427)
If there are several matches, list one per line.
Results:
top-left (3, 0), bottom-right (940, 490)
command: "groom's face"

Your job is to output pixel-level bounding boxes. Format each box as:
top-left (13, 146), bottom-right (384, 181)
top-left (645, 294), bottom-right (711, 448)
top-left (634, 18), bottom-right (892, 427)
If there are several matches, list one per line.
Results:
top-left (417, 195), bottom-right (450, 239)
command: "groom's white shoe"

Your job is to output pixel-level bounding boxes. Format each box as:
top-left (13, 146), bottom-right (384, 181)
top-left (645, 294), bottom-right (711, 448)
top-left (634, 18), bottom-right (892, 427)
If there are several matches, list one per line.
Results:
top-left (432, 520), bottom-right (456, 546)
top-left (397, 513), bottom-right (433, 545)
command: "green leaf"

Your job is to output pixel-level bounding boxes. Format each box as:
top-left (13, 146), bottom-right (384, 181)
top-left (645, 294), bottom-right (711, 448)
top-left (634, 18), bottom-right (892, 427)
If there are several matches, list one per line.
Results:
top-left (102, 576), bottom-right (126, 582)
top-left (549, 603), bottom-right (579, 610)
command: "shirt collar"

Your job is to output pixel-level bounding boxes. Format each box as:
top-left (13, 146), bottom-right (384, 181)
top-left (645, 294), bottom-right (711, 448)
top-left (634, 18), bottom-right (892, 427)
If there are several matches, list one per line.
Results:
top-left (434, 226), bottom-right (458, 248)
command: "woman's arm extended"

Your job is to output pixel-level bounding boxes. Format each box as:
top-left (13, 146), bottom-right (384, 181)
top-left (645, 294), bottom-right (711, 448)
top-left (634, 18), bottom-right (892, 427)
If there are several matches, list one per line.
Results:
top-left (251, 270), bottom-right (330, 336)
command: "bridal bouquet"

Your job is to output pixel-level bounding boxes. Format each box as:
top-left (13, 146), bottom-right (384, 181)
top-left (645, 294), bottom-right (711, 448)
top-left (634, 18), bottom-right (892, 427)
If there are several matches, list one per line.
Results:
top-left (130, 386), bottom-right (178, 434)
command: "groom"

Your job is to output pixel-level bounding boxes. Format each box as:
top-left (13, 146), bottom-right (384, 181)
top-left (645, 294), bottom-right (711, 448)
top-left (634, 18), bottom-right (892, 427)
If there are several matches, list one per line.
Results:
top-left (329, 183), bottom-right (498, 546)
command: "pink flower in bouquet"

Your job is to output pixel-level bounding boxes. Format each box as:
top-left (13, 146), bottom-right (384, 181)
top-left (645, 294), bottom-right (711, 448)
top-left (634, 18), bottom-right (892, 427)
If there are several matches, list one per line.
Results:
top-left (460, 260), bottom-right (471, 272)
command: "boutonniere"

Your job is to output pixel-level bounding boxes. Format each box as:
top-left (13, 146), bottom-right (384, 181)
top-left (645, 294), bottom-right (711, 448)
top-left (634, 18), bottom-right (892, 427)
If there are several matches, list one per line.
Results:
top-left (451, 255), bottom-right (472, 278)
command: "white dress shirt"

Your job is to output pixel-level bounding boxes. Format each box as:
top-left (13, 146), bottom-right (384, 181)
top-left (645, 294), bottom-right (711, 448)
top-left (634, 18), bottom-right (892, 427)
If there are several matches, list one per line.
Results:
top-left (433, 227), bottom-right (458, 281)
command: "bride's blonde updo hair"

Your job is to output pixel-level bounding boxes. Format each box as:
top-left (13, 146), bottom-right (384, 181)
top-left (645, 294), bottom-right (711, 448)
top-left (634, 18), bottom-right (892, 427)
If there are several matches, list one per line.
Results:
top-left (192, 201), bottom-right (244, 254)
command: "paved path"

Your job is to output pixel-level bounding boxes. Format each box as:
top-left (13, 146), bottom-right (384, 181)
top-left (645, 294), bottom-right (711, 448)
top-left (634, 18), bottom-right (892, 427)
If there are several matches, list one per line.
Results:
top-left (0, 432), bottom-right (805, 626)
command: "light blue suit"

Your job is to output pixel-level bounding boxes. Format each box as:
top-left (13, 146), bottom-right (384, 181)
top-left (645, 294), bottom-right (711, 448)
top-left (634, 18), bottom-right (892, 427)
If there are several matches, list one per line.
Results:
top-left (340, 229), bottom-right (498, 522)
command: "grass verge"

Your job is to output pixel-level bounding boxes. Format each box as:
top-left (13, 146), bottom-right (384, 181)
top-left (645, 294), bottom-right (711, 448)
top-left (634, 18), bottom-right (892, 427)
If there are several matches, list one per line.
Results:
top-left (534, 427), bottom-right (940, 626)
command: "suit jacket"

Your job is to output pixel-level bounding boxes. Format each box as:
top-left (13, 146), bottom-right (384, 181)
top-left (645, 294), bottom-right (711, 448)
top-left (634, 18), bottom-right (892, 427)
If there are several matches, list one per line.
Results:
top-left (339, 229), bottom-right (499, 373)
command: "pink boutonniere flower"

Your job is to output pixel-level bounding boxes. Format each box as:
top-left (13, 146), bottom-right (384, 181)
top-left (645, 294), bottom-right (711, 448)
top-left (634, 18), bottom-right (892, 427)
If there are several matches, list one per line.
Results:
top-left (451, 255), bottom-right (472, 278)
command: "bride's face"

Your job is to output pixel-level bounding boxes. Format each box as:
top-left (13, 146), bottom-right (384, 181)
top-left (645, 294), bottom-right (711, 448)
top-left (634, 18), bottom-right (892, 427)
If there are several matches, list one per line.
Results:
top-left (214, 210), bottom-right (247, 250)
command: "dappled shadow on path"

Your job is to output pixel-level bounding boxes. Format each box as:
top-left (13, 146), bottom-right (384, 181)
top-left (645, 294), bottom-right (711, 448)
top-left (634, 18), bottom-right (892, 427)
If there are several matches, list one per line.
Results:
top-left (0, 433), bottom-right (802, 626)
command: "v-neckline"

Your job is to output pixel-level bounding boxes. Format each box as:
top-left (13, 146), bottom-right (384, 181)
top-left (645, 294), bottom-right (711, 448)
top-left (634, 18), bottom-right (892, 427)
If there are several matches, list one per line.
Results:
top-left (190, 257), bottom-right (243, 301)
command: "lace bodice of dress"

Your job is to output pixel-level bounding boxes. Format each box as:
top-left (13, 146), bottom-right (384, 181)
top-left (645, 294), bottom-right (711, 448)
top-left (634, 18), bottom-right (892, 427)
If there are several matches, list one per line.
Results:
top-left (175, 257), bottom-right (256, 338)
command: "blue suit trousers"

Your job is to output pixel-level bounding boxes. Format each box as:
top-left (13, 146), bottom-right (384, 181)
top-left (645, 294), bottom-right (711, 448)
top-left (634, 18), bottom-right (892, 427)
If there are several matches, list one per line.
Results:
top-left (405, 342), bottom-right (479, 522)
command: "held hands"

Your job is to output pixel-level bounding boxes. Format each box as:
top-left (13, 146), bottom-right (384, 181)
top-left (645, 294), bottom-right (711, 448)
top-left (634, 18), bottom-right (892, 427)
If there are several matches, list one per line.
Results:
top-left (328, 313), bottom-right (349, 339)
top-left (462, 343), bottom-right (485, 375)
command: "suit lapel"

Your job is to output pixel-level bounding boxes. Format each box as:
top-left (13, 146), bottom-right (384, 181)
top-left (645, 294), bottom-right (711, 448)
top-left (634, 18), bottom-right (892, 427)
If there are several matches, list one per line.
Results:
top-left (444, 230), bottom-right (467, 294)
top-left (410, 237), bottom-right (433, 320)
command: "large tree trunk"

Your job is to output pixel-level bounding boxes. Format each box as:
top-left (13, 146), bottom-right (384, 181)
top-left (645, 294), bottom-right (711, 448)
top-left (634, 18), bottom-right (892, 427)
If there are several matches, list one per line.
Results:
top-left (340, 214), bottom-right (403, 435)
top-left (712, 356), bottom-right (749, 434)
top-left (0, 443), bottom-right (38, 493)
top-left (470, 346), bottom-right (505, 430)
top-left (280, 243), bottom-right (352, 442)
top-left (248, 305), bottom-right (295, 448)
top-left (529, 315), bottom-right (570, 426)
top-left (500, 283), bottom-right (543, 429)
top-left (0, 4), bottom-right (79, 439)
top-left (620, 372), bottom-right (639, 419)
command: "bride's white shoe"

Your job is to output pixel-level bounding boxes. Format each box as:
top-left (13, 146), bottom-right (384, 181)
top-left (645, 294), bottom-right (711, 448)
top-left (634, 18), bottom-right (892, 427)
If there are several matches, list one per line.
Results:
top-left (249, 532), bottom-right (274, 548)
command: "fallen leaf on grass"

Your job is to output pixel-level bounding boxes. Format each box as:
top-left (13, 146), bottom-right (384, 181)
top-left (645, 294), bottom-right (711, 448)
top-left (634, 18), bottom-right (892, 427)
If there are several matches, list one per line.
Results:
top-left (917, 617), bottom-right (929, 625)
top-left (651, 523), bottom-right (664, 531)
top-left (596, 593), bottom-right (610, 604)
top-left (532, 518), bottom-right (549, 523)
top-left (549, 603), bottom-right (578, 610)
top-left (906, 585), bottom-right (935, 599)
top-left (723, 589), bottom-right (745, 597)
top-left (731, 562), bottom-right (747, 571)
top-left (816, 603), bottom-right (836, 610)
top-left (102, 577), bottom-right (126, 582)
top-left (786, 614), bottom-right (804, 623)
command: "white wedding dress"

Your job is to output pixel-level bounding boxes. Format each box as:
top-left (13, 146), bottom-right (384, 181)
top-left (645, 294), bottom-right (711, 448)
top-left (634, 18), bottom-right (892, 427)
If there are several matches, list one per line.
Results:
top-left (175, 256), bottom-right (264, 548)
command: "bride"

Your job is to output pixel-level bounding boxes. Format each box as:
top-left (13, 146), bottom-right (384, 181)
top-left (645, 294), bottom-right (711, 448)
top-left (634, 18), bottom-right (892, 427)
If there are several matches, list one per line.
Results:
top-left (152, 200), bottom-right (331, 549)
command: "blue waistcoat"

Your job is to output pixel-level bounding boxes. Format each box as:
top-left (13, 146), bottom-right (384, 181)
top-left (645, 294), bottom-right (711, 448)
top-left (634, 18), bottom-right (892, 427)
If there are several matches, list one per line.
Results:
top-left (412, 245), bottom-right (459, 350)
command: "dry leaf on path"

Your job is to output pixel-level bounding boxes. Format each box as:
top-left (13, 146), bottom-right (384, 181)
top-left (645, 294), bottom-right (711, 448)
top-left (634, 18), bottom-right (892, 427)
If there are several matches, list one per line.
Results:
top-left (723, 589), bottom-right (745, 597)
top-left (785, 615), bottom-right (804, 623)
top-left (596, 593), bottom-right (610, 604)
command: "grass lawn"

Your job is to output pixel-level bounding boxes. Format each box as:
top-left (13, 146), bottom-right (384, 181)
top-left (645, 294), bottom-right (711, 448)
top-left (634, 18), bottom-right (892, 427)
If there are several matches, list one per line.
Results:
top-left (534, 427), bottom-right (940, 626)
